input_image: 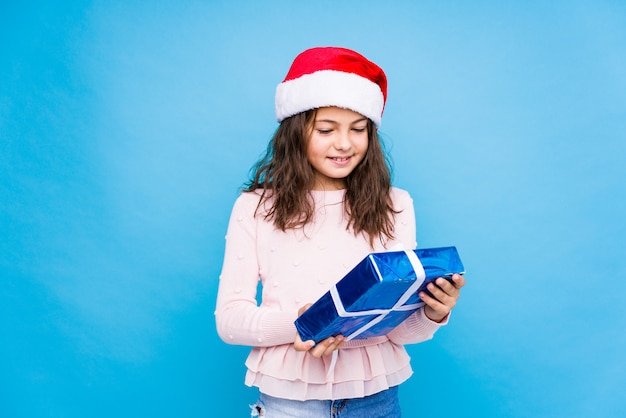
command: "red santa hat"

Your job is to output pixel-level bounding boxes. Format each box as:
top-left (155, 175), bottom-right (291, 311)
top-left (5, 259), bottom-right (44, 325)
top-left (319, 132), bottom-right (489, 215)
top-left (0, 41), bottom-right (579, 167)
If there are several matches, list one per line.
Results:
top-left (275, 47), bottom-right (388, 127)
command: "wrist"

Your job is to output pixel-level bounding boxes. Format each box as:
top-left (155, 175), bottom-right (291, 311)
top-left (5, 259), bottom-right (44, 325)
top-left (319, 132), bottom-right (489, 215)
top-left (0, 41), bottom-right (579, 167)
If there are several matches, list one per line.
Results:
top-left (424, 306), bottom-right (448, 323)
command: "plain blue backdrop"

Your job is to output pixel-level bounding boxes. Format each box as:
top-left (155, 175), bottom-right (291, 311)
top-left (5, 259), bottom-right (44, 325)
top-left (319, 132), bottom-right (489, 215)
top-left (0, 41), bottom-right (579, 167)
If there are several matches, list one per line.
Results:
top-left (2, 1), bottom-right (625, 417)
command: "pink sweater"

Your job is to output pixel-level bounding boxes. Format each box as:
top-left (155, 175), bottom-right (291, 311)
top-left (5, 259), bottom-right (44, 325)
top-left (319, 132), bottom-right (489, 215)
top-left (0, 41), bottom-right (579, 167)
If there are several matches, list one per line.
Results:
top-left (215, 188), bottom-right (446, 400)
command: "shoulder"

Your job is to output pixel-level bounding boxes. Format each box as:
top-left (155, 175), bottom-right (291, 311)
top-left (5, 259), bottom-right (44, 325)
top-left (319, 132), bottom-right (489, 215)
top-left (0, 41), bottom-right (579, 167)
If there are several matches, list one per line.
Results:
top-left (389, 187), bottom-right (414, 210)
top-left (235, 189), bottom-right (263, 206)
top-left (229, 190), bottom-right (263, 218)
top-left (231, 189), bottom-right (275, 218)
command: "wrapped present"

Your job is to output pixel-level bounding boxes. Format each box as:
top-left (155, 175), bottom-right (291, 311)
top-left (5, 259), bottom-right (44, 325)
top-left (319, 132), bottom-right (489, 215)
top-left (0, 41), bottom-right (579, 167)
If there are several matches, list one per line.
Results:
top-left (295, 246), bottom-right (465, 343)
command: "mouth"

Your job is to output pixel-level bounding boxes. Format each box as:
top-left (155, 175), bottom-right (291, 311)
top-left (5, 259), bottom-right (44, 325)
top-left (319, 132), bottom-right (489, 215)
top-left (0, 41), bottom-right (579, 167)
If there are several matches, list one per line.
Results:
top-left (329, 156), bottom-right (351, 163)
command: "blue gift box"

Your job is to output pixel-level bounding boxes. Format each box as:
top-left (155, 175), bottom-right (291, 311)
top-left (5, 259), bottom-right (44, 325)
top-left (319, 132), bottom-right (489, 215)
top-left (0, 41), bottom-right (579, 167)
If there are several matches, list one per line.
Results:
top-left (294, 246), bottom-right (465, 343)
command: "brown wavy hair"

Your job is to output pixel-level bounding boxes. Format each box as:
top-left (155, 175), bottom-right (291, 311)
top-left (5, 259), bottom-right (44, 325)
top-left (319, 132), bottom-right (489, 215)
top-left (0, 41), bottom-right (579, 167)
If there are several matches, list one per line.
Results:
top-left (244, 109), bottom-right (398, 247)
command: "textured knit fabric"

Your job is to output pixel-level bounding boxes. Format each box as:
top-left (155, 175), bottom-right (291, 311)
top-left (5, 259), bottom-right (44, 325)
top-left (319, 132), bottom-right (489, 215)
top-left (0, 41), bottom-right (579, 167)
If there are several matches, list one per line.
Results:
top-left (215, 188), bottom-right (446, 401)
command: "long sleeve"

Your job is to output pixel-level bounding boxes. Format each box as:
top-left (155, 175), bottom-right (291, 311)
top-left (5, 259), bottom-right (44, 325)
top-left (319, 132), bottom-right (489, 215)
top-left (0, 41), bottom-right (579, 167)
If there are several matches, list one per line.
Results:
top-left (215, 193), bottom-right (298, 347)
top-left (386, 307), bottom-right (448, 345)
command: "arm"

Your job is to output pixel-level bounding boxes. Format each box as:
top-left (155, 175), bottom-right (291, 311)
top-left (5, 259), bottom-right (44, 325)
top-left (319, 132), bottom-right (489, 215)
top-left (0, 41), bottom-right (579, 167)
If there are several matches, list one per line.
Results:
top-left (214, 193), bottom-right (298, 347)
top-left (386, 189), bottom-right (465, 345)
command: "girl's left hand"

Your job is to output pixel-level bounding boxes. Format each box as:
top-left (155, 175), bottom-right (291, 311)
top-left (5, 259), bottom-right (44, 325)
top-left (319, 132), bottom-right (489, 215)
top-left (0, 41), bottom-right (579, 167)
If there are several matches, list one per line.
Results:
top-left (294, 304), bottom-right (345, 357)
top-left (420, 273), bottom-right (465, 323)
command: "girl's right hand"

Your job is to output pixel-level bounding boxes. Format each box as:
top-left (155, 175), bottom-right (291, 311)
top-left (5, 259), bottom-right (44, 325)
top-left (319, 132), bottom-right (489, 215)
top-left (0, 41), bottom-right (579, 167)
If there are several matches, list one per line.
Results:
top-left (294, 304), bottom-right (345, 357)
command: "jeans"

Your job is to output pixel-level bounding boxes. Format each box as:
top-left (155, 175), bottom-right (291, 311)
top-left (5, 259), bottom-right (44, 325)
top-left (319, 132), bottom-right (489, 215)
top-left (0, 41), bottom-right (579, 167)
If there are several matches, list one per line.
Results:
top-left (250, 386), bottom-right (401, 417)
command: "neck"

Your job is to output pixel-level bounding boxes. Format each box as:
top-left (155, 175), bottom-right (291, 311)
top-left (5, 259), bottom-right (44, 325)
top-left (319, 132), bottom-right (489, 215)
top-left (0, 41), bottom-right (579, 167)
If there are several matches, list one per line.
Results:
top-left (311, 179), bottom-right (346, 191)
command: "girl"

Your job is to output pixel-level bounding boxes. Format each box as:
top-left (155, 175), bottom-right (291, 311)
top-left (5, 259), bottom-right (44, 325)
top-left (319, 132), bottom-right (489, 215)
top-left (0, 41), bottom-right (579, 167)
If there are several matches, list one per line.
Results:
top-left (215, 46), bottom-right (465, 417)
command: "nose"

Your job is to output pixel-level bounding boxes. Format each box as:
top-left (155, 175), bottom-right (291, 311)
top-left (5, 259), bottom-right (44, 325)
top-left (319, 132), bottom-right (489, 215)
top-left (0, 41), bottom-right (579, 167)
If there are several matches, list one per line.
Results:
top-left (333, 129), bottom-right (352, 150)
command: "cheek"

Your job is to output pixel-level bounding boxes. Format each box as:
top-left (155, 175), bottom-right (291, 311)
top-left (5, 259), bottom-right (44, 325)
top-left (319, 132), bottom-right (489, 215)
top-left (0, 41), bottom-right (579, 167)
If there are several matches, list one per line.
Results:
top-left (305, 139), bottom-right (318, 160)
top-left (304, 133), bottom-right (316, 158)
top-left (356, 137), bottom-right (369, 154)
top-left (307, 134), bottom-right (332, 157)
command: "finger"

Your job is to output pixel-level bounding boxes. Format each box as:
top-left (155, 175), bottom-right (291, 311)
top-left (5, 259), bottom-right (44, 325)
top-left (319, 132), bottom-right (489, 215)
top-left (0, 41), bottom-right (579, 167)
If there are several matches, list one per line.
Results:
top-left (309, 343), bottom-right (329, 358)
top-left (309, 335), bottom-right (344, 358)
top-left (434, 277), bottom-right (462, 301)
top-left (420, 289), bottom-right (446, 311)
top-left (451, 274), bottom-right (466, 289)
top-left (293, 333), bottom-right (315, 352)
top-left (426, 280), bottom-right (456, 304)
top-left (420, 291), bottom-right (450, 321)
top-left (432, 278), bottom-right (453, 296)
top-left (421, 282), bottom-right (457, 312)
top-left (294, 340), bottom-right (316, 351)
top-left (438, 277), bottom-right (461, 294)
top-left (298, 303), bottom-right (313, 317)
top-left (315, 336), bottom-right (344, 357)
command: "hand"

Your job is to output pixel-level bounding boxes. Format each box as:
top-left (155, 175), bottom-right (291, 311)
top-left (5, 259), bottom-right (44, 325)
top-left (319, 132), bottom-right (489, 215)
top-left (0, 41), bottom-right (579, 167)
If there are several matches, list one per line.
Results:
top-left (293, 304), bottom-right (345, 357)
top-left (420, 274), bottom-right (465, 323)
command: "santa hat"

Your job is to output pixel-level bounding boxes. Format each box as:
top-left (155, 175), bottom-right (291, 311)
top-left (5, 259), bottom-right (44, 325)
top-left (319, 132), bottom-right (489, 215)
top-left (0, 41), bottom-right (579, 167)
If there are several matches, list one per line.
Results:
top-left (275, 47), bottom-right (388, 127)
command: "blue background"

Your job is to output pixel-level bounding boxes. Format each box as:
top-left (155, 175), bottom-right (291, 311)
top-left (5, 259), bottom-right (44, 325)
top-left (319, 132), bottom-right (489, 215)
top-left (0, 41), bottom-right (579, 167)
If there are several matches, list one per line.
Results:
top-left (2, 1), bottom-right (625, 417)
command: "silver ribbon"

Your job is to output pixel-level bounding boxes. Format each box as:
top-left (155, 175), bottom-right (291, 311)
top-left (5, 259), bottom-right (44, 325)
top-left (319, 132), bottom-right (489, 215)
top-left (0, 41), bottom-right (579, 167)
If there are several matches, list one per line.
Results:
top-left (329, 250), bottom-right (427, 341)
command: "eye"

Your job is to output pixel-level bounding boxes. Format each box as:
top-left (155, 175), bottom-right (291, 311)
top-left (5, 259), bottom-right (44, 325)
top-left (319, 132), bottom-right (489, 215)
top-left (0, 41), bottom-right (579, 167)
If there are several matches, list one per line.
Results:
top-left (351, 127), bottom-right (367, 133)
top-left (317, 129), bottom-right (333, 135)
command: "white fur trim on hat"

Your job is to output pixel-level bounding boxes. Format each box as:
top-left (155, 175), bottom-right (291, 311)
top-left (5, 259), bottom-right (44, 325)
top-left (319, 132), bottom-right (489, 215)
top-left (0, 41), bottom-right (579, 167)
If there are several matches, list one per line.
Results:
top-left (275, 69), bottom-right (385, 127)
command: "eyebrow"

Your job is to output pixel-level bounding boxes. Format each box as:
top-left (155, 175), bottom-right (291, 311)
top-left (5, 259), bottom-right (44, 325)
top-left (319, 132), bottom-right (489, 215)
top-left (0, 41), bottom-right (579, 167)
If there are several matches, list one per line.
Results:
top-left (314, 117), bottom-right (368, 124)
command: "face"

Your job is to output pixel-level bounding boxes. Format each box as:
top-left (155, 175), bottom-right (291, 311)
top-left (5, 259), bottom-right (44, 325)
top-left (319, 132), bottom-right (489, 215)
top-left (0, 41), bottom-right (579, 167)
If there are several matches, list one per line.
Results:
top-left (306, 107), bottom-right (369, 190)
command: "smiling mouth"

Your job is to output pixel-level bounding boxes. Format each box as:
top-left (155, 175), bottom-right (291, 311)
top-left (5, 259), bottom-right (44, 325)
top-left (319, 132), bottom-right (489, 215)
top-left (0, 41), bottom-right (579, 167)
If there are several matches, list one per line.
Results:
top-left (329, 156), bottom-right (350, 162)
